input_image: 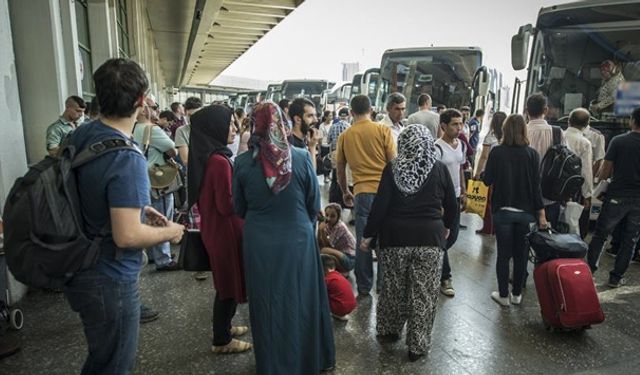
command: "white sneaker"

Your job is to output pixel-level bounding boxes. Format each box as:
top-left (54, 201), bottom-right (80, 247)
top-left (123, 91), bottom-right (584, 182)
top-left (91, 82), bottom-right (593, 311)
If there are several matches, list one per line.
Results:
top-left (491, 291), bottom-right (510, 306)
top-left (332, 313), bottom-right (349, 321)
top-left (510, 293), bottom-right (522, 305)
top-left (440, 279), bottom-right (455, 297)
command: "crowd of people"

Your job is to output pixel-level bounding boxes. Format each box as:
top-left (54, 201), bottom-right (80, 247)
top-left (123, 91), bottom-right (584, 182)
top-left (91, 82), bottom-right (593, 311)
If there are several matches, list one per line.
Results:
top-left (39, 57), bottom-right (640, 374)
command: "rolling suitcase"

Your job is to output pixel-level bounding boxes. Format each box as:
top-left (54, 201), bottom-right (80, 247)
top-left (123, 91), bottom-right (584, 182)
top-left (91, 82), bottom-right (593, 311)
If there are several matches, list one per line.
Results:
top-left (533, 258), bottom-right (604, 331)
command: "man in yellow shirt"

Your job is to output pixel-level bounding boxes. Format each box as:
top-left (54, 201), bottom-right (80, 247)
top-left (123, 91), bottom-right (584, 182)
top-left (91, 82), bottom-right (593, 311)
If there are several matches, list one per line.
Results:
top-left (336, 95), bottom-right (396, 296)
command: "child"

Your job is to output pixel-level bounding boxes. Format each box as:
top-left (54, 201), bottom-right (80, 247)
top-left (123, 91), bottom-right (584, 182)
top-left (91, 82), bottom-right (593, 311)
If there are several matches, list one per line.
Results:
top-left (321, 254), bottom-right (356, 321)
top-left (317, 203), bottom-right (356, 273)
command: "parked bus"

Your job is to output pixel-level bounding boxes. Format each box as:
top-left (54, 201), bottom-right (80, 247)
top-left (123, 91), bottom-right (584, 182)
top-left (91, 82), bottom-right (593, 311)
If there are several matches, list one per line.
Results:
top-left (374, 47), bottom-right (498, 115)
top-left (281, 79), bottom-right (332, 110)
top-left (511, 0), bottom-right (640, 142)
top-left (324, 82), bottom-right (352, 111)
top-left (266, 83), bottom-right (283, 102)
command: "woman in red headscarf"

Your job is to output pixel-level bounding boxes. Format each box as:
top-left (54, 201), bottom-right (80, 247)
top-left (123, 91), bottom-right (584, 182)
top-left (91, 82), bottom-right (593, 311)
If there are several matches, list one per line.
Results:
top-left (233, 102), bottom-right (335, 374)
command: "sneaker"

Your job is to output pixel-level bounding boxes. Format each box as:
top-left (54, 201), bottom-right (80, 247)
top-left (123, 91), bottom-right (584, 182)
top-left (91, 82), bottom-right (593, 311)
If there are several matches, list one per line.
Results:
top-left (156, 260), bottom-right (181, 271)
top-left (140, 305), bottom-right (159, 324)
top-left (605, 246), bottom-right (619, 257)
top-left (440, 279), bottom-right (455, 297)
top-left (194, 271), bottom-right (208, 281)
top-left (510, 293), bottom-right (522, 305)
top-left (608, 277), bottom-right (627, 288)
top-left (491, 291), bottom-right (510, 306)
top-left (332, 313), bottom-right (349, 321)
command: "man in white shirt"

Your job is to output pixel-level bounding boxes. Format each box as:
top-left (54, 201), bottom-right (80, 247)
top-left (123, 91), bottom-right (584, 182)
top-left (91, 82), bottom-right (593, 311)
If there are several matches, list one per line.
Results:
top-left (435, 109), bottom-right (466, 298)
top-left (407, 94), bottom-right (440, 139)
top-left (583, 124), bottom-right (606, 179)
top-left (525, 93), bottom-right (566, 227)
top-left (564, 108), bottom-right (594, 238)
top-left (380, 93), bottom-right (406, 143)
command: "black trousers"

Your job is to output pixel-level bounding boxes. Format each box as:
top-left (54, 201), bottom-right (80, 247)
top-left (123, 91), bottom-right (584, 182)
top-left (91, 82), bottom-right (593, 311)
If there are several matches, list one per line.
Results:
top-left (213, 293), bottom-right (238, 346)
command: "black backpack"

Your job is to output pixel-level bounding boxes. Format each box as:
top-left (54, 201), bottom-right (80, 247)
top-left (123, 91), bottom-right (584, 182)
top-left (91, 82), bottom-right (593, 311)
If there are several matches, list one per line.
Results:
top-left (2, 138), bottom-right (138, 289)
top-left (540, 127), bottom-right (585, 202)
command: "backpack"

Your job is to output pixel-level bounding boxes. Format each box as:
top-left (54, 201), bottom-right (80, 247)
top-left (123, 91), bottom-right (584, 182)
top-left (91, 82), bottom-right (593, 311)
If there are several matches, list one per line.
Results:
top-left (2, 138), bottom-right (138, 289)
top-left (539, 127), bottom-right (585, 202)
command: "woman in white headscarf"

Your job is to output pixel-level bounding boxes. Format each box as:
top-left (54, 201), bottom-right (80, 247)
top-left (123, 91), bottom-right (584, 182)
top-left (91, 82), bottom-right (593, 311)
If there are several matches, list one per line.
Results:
top-left (361, 124), bottom-right (457, 362)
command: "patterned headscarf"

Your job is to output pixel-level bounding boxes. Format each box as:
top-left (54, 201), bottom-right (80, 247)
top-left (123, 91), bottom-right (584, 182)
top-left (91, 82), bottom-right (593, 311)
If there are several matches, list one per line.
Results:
top-left (250, 101), bottom-right (292, 194)
top-left (391, 124), bottom-right (438, 196)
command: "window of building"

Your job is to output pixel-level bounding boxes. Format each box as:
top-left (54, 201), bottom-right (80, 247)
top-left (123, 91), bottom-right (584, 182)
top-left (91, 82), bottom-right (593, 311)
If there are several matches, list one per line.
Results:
top-left (116, 0), bottom-right (131, 58)
top-left (75, 0), bottom-right (94, 100)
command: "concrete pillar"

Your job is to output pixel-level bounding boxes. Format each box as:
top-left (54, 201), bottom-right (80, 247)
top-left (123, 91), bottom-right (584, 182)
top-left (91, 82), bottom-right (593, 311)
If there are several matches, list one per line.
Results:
top-left (9, 0), bottom-right (72, 163)
top-left (1, 0), bottom-right (30, 304)
top-left (88, 0), bottom-right (115, 68)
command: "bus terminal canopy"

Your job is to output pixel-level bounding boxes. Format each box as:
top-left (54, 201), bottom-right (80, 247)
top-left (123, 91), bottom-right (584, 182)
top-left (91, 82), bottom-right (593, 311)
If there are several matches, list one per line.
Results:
top-left (147, 0), bottom-right (304, 87)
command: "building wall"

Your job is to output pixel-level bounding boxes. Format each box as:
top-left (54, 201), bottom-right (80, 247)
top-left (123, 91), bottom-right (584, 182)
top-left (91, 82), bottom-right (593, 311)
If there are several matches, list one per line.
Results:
top-left (8, 0), bottom-right (168, 164)
top-left (0, 0), bottom-right (30, 305)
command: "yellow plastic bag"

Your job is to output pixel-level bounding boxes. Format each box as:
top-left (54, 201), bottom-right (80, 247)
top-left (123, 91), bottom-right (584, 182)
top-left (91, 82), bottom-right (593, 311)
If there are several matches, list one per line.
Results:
top-left (465, 179), bottom-right (489, 218)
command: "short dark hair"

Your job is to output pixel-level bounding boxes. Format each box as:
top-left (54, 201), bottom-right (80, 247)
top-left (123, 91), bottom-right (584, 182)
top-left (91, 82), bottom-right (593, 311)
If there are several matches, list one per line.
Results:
top-left (159, 110), bottom-right (176, 122)
top-left (526, 93), bottom-right (547, 118)
top-left (436, 104), bottom-right (446, 111)
top-left (93, 58), bottom-right (148, 118)
top-left (350, 95), bottom-right (371, 116)
top-left (474, 109), bottom-right (485, 117)
top-left (417, 94), bottom-right (432, 107)
top-left (170, 102), bottom-right (181, 113)
top-left (278, 99), bottom-right (290, 111)
top-left (289, 98), bottom-right (315, 122)
top-left (67, 95), bottom-right (86, 109)
top-left (386, 92), bottom-right (406, 110)
top-left (184, 96), bottom-right (203, 111)
top-left (234, 107), bottom-right (245, 119)
top-left (440, 108), bottom-right (462, 125)
top-left (502, 114), bottom-right (529, 146)
top-left (338, 107), bottom-right (350, 117)
top-left (321, 254), bottom-right (336, 273)
top-left (568, 108), bottom-right (590, 129)
top-left (631, 107), bottom-right (640, 128)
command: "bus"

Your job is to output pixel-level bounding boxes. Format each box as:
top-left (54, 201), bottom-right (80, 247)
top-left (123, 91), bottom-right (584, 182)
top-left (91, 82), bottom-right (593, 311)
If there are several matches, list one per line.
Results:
top-left (374, 47), bottom-right (498, 115)
top-left (511, 0), bottom-right (640, 142)
top-left (266, 83), bottom-right (282, 103)
top-left (324, 82), bottom-right (352, 112)
top-left (350, 73), bottom-right (363, 98)
top-left (281, 79), bottom-right (332, 110)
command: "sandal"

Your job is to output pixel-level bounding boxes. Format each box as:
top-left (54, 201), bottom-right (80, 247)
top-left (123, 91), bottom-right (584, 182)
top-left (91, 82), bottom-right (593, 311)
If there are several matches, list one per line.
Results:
top-left (230, 326), bottom-right (249, 336)
top-left (211, 339), bottom-right (252, 354)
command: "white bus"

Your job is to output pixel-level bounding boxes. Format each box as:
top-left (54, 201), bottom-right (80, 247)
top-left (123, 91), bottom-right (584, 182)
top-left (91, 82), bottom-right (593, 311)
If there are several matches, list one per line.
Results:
top-left (511, 0), bottom-right (640, 142)
top-left (374, 47), bottom-right (500, 115)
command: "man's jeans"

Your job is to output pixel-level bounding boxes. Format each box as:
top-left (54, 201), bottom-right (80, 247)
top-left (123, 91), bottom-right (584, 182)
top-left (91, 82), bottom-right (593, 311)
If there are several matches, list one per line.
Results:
top-left (588, 197), bottom-right (640, 282)
top-left (354, 193), bottom-right (379, 294)
top-left (64, 270), bottom-right (140, 375)
top-left (149, 193), bottom-right (174, 268)
top-left (441, 198), bottom-right (461, 281)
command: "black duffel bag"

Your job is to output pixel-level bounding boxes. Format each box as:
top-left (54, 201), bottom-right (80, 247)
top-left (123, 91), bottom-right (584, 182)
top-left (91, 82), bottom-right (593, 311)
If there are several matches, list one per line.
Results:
top-left (527, 229), bottom-right (587, 264)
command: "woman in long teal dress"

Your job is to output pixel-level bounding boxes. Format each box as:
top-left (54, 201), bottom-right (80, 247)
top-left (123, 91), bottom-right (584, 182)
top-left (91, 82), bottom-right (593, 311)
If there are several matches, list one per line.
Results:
top-left (233, 102), bottom-right (336, 374)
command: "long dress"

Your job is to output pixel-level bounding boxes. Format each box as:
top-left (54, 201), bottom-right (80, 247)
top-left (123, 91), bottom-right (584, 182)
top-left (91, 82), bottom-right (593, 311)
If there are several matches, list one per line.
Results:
top-left (233, 147), bottom-right (336, 374)
top-left (199, 154), bottom-right (246, 303)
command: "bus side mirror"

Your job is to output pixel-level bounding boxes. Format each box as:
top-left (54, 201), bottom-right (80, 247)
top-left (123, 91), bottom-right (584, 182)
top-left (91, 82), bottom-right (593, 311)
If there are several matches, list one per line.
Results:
top-left (511, 24), bottom-right (533, 70)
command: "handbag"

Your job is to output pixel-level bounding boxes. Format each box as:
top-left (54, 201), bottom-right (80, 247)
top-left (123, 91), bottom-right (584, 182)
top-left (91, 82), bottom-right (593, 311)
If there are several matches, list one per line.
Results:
top-left (177, 229), bottom-right (211, 272)
top-left (142, 124), bottom-right (184, 198)
top-left (526, 229), bottom-right (587, 264)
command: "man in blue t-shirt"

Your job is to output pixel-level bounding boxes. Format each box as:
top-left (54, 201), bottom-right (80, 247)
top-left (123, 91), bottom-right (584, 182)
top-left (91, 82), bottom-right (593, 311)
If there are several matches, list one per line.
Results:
top-left (64, 58), bottom-right (184, 374)
top-left (587, 107), bottom-right (640, 288)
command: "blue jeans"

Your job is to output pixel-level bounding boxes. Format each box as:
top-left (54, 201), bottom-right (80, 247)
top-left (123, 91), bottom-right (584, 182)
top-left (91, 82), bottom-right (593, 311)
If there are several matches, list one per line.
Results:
top-left (493, 210), bottom-right (535, 298)
top-left (64, 270), bottom-right (140, 375)
top-left (355, 193), bottom-right (380, 294)
top-left (588, 197), bottom-right (640, 282)
top-left (149, 193), bottom-right (174, 267)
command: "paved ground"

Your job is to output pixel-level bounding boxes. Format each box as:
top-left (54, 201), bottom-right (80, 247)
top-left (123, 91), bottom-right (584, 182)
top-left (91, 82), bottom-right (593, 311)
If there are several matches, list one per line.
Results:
top-left (2, 181), bottom-right (640, 374)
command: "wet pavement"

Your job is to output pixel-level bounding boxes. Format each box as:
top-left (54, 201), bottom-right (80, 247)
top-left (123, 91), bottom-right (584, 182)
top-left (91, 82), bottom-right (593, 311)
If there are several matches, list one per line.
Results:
top-left (2, 181), bottom-right (640, 374)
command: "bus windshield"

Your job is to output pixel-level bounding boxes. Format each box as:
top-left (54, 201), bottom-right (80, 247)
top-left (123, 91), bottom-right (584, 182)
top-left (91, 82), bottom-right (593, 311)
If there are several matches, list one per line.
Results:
top-left (282, 81), bottom-right (328, 108)
top-left (379, 49), bottom-right (482, 114)
top-left (529, 24), bottom-right (640, 126)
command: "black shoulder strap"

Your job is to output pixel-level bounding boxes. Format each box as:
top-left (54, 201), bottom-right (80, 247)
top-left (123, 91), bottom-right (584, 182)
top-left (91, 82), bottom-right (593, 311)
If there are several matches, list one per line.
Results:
top-left (552, 126), bottom-right (561, 146)
top-left (72, 138), bottom-right (139, 168)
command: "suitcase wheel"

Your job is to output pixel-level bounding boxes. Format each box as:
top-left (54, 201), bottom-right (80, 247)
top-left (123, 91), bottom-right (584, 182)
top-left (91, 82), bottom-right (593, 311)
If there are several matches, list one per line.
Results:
top-left (9, 308), bottom-right (23, 330)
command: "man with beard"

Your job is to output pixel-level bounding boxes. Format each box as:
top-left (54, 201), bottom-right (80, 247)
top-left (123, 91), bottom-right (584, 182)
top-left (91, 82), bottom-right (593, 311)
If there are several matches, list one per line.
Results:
top-left (289, 98), bottom-right (320, 170)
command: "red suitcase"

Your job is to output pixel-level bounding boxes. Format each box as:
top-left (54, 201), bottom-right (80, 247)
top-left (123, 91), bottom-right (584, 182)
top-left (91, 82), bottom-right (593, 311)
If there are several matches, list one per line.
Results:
top-left (533, 258), bottom-right (604, 331)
